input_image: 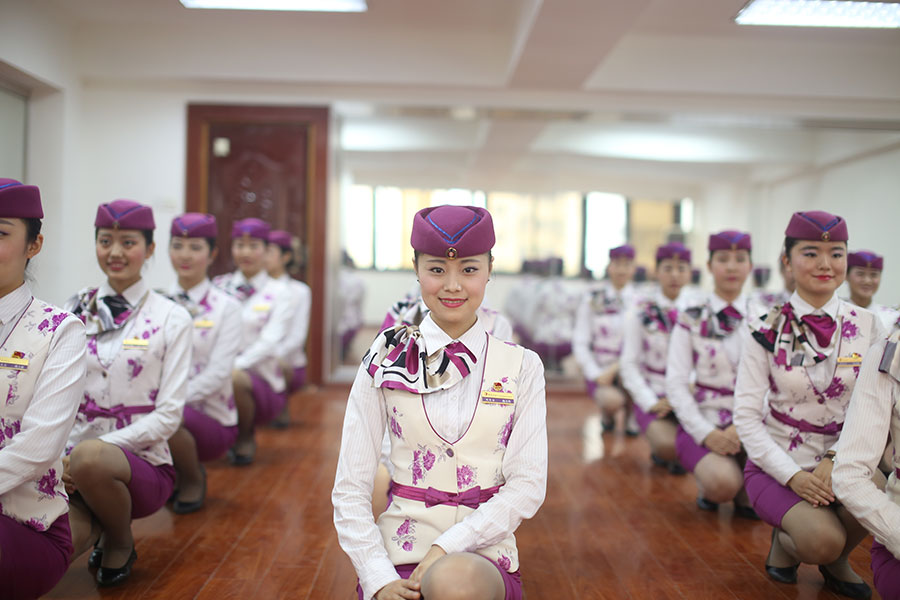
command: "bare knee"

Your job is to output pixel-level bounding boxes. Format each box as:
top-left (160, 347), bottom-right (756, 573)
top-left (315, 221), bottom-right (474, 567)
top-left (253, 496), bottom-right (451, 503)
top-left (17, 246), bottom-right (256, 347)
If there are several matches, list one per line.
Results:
top-left (69, 440), bottom-right (127, 486)
top-left (696, 460), bottom-right (743, 503)
top-left (232, 369), bottom-right (252, 392)
top-left (595, 387), bottom-right (625, 412)
top-left (646, 421), bottom-right (677, 462)
top-left (421, 553), bottom-right (502, 600)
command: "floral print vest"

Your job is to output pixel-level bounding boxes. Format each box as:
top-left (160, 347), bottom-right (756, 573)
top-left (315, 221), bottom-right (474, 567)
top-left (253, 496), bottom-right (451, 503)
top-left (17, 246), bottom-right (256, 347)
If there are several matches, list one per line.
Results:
top-left (680, 307), bottom-right (740, 428)
top-left (637, 300), bottom-right (676, 398)
top-left (188, 285), bottom-right (239, 427)
top-left (588, 285), bottom-right (626, 369)
top-left (0, 300), bottom-right (76, 531)
top-left (765, 302), bottom-right (876, 471)
top-left (377, 335), bottom-right (523, 571)
top-left (69, 292), bottom-right (180, 466)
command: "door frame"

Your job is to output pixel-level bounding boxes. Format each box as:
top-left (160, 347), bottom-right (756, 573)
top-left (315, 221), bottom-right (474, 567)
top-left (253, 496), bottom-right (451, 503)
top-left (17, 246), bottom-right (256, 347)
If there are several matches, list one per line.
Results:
top-left (185, 104), bottom-right (329, 386)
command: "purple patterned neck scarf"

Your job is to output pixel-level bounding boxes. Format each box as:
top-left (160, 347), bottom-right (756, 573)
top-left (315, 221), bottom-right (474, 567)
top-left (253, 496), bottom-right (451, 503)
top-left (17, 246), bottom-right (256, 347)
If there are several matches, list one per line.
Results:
top-left (363, 324), bottom-right (478, 394)
top-left (750, 301), bottom-right (837, 366)
top-left (72, 288), bottom-right (149, 336)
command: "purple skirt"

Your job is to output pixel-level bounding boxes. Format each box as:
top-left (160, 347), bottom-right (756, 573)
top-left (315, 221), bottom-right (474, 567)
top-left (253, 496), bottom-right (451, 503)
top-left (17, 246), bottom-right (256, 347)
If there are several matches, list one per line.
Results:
top-left (356, 557), bottom-right (522, 600)
top-left (287, 366), bottom-right (307, 394)
top-left (0, 512), bottom-right (72, 600)
top-left (743, 460), bottom-right (803, 528)
top-left (249, 372), bottom-right (287, 426)
top-left (675, 426), bottom-right (711, 472)
top-left (871, 540), bottom-right (900, 600)
top-left (183, 405), bottom-right (239, 462)
top-left (633, 405), bottom-right (658, 433)
top-left (123, 448), bottom-right (176, 519)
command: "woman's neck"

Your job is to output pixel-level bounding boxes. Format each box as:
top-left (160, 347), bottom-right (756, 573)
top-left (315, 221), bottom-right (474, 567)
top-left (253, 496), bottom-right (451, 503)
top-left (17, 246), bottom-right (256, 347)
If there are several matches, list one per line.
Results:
top-left (241, 268), bottom-right (261, 281)
top-left (796, 288), bottom-right (833, 310)
top-left (0, 278), bottom-right (25, 300)
top-left (108, 276), bottom-right (140, 296)
top-left (178, 274), bottom-right (205, 292)
top-left (714, 288), bottom-right (740, 304)
top-left (268, 267), bottom-right (285, 280)
top-left (432, 315), bottom-right (478, 341)
top-left (849, 293), bottom-right (871, 309)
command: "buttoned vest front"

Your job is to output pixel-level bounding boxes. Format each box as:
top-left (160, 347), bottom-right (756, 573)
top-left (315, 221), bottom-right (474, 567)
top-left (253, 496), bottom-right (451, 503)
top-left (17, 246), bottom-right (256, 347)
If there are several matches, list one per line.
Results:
top-left (70, 292), bottom-right (182, 466)
top-left (680, 309), bottom-right (740, 428)
top-left (637, 301), bottom-right (675, 398)
top-left (188, 285), bottom-right (238, 426)
top-left (765, 303), bottom-right (876, 471)
top-left (377, 335), bottom-right (523, 572)
top-left (0, 299), bottom-right (75, 532)
top-left (588, 286), bottom-right (626, 369)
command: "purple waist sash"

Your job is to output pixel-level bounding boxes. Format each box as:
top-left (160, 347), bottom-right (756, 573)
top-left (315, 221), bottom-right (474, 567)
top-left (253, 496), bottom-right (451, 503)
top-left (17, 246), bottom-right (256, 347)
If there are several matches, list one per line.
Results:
top-left (642, 364), bottom-right (666, 376)
top-left (769, 408), bottom-right (842, 435)
top-left (390, 481), bottom-right (501, 509)
top-left (695, 382), bottom-right (735, 397)
top-left (592, 347), bottom-right (620, 356)
top-left (81, 400), bottom-right (154, 429)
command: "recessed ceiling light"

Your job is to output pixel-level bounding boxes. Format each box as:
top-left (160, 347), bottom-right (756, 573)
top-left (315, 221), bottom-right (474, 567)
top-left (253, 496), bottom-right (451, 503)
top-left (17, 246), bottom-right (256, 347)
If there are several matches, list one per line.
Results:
top-left (180, 0), bottom-right (367, 12)
top-left (735, 0), bottom-right (900, 28)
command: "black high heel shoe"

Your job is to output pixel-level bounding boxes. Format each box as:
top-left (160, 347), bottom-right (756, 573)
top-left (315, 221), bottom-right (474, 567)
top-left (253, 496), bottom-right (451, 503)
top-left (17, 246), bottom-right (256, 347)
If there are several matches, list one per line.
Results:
top-left (173, 465), bottom-right (207, 515)
top-left (818, 565), bottom-right (872, 599)
top-left (87, 542), bottom-right (102, 569)
top-left (765, 528), bottom-right (799, 584)
top-left (96, 547), bottom-right (137, 587)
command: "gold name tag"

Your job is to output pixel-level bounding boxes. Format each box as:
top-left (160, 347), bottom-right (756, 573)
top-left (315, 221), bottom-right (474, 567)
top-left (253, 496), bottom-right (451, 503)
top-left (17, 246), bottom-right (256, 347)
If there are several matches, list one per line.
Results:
top-left (0, 356), bottom-right (28, 370)
top-left (481, 390), bottom-right (514, 405)
top-left (252, 303), bottom-right (271, 312)
top-left (123, 338), bottom-right (149, 350)
top-left (837, 352), bottom-right (863, 367)
top-left (194, 319), bottom-right (215, 329)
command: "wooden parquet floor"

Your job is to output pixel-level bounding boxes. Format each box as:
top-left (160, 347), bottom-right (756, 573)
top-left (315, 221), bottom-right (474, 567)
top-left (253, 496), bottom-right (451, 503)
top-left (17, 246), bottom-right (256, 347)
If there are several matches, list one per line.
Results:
top-left (47, 386), bottom-right (879, 599)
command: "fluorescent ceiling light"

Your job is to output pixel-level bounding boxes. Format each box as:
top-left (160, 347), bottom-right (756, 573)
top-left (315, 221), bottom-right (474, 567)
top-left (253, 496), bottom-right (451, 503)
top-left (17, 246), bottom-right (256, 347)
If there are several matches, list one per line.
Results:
top-left (180, 0), bottom-right (367, 12)
top-left (736, 0), bottom-right (900, 28)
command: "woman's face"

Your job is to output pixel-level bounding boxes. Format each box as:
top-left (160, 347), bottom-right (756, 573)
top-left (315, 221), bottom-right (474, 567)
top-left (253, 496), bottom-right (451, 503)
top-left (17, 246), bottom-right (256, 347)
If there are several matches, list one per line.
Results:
top-left (96, 228), bottom-right (153, 290)
top-left (846, 266), bottom-right (881, 304)
top-left (231, 237), bottom-right (267, 277)
top-left (415, 252), bottom-right (491, 335)
top-left (0, 218), bottom-right (41, 293)
top-left (708, 249), bottom-right (752, 298)
top-left (656, 258), bottom-right (691, 299)
top-left (785, 240), bottom-right (847, 299)
top-left (607, 257), bottom-right (635, 289)
top-left (169, 237), bottom-right (215, 284)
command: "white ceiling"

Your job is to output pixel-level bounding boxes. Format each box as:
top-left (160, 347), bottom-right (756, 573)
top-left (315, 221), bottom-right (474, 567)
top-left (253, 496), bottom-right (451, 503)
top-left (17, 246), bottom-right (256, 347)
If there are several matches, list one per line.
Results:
top-left (46, 0), bottom-right (900, 195)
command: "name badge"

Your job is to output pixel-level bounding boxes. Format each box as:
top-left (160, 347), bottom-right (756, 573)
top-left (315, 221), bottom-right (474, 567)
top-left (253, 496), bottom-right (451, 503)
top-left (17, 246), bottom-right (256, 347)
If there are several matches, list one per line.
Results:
top-left (0, 356), bottom-right (28, 370)
top-left (252, 303), bottom-right (271, 312)
top-left (481, 390), bottom-right (514, 405)
top-left (837, 352), bottom-right (863, 367)
top-left (123, 338), bottom-right (149, 350)
top-left (194, 319), bottom-right (215, 329)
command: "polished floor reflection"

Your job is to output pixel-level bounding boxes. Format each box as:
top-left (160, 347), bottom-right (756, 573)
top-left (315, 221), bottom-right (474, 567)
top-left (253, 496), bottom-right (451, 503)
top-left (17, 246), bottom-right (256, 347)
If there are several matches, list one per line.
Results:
top-left (48, 386), bottom-right (877, 599)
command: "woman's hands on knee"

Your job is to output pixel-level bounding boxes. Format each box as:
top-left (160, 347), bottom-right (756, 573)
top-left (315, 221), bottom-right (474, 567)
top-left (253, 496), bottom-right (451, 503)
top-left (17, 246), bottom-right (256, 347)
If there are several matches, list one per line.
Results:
top-left (375, 579), bottom-right (421, 600)
top-left (650, 398), bottom-right (672, 417)
top-left (787, 470), bottom-right (834, 507)
top-left (409, 545), bottom-right (447, 585)
top-left (62, 455), bottom-right (76, 495)
top-left (703, 429), bottom-right (740, 455)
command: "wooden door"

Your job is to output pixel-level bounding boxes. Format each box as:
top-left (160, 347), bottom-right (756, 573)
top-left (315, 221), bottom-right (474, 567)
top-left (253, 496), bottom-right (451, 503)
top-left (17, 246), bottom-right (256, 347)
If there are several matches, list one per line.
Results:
top-left (186, 104), bottom-right (328, 385)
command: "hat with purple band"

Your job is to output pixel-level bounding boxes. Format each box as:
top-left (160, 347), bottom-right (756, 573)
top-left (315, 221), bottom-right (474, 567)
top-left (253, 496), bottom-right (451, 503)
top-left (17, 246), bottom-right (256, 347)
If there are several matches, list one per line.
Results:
top-left (268, 230), bottom-right (293, 250)
top-left (708, 230), bottom-right (751, 251)
top-left (609, 244), bottom-right (635, 260)
top-left (0, 179), bottom-right (43, 218)
top-left (848, 250), bottom-right (883, 271)
top-left (231, 218), bottom-right (270, 241)
top-left (411, 205), bottom-right (494, 259)
top-left (656, 242), bottom-right (691, 263)
top-left (785, 210), bottom-right (848, 242)
top-left (95, 199), bottom-right (155, 230)
top-left (171, 213), bottom-right (217, 238)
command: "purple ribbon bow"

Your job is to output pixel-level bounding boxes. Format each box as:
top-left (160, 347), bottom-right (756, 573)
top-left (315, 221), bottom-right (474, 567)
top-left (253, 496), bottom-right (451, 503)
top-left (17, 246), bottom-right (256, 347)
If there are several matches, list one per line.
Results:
top-left (81, 399), bottom-right (154, 429)
top-left (424, 486), bottom-right (483, 509)
top-left (800, 313), bottom-right (837, 348)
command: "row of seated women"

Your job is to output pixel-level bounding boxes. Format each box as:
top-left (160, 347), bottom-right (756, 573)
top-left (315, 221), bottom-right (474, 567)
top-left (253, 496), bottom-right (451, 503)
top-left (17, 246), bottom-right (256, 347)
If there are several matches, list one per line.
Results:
top-left (0, 179), bottom-right (310, 598)
top-left (572, 214), bottom-right (900, 599)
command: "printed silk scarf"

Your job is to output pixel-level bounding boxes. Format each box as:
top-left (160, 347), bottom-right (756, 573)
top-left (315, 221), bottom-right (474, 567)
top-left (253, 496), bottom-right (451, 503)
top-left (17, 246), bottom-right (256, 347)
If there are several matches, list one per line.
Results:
top-left (71, 288), bottom-right (149, 336)
top-left (750, 301), bottom-right (838, 367)
top-left (364, 324), bottom-right (477, 394)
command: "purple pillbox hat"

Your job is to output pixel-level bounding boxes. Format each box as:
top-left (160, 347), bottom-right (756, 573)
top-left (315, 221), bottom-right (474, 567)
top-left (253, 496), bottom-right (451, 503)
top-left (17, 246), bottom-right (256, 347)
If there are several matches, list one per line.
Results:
top-left (784, 210), bottom-right (848, 242)
top-left (609, 244), bottom-right (635, 260)
top-left (268, 230), bottom-right (293, 250)
top-left (171, 213), bottom-right (217, 238)
top-left (656, 242), bottom-right (691, 263)
top-left (708, 230), bottom-right (752, 252)
top-left (0, 179), bottom-right (43, 218)
top-left (411, 205), bottom-right (494, 259)
top-left (95, 199), bottom-right (155, 230)
top-left (231, 218), bottom-right (270, 241)
top-left (848, 250), bottom-right (883, 271)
